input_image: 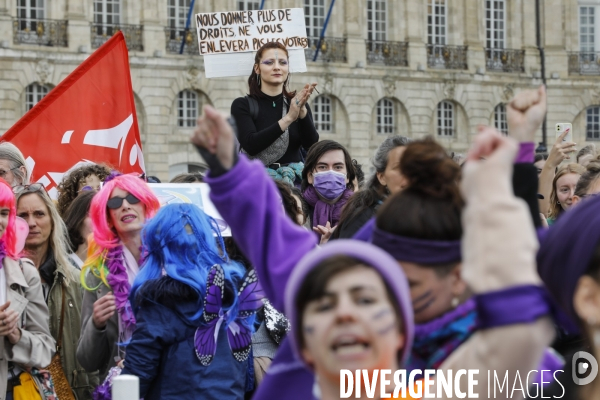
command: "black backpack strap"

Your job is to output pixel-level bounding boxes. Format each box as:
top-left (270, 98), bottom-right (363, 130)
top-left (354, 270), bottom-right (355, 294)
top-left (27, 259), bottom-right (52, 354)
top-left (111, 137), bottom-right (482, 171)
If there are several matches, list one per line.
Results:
top-left (246, 95), bottom-right (259, 120)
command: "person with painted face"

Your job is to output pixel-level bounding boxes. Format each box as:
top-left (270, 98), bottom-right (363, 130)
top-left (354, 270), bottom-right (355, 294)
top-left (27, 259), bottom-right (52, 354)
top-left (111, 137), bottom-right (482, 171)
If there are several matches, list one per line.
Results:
top-left (371, 136), bottom-right (562, 382)
top-left (231, 42), bottom-right (318, 184)
top-left (301, 140), bottom-right (355, 242)
top-left (192, 105), bottom-right (555, 400)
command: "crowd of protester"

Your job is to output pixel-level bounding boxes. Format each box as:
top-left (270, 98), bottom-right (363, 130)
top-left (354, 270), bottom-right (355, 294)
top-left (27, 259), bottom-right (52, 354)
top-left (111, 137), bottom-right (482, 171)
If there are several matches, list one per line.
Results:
top-left (0, 41), bottom-right (596, 400)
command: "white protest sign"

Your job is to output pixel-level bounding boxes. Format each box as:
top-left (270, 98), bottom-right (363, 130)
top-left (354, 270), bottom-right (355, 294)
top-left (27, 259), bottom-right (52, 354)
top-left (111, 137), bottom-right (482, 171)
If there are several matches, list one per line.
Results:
top-left (195, 8), bottom-right (308, 78)
top-left (148, 183), bottom-right (231, 237)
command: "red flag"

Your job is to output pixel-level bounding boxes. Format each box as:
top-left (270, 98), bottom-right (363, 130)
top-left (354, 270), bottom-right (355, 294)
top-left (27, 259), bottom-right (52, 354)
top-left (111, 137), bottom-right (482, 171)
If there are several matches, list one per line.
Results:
top-left (2, 32), bottom-right (144, 198)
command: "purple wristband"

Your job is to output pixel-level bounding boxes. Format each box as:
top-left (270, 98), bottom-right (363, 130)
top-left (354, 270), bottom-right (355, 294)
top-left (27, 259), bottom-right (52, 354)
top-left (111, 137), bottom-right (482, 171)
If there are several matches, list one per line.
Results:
top-left (476, 285), bottom-right (551, 328)
top-left (516, 142), bottom-right (535, 163)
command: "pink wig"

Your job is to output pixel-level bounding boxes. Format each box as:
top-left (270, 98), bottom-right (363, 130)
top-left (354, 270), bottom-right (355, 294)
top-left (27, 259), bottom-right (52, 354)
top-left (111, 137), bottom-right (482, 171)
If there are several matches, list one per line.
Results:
top-left (0, 178), bottom-right (18, 259)
top-left (89, 174), bottom-right (160, 251)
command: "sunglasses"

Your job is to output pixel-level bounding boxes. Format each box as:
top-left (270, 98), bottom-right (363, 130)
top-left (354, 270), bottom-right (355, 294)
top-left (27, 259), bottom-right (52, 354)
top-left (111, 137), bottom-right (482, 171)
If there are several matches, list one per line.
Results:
top-left (107, 193), bottom-right (141, 209)
top-left (13, 183), bottom-right (47, 196)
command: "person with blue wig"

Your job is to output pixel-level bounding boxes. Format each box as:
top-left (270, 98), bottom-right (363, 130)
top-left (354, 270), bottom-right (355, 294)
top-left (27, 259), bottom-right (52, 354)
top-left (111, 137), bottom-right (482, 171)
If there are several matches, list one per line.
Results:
top-left (110, 203), bottom-right (262, 400)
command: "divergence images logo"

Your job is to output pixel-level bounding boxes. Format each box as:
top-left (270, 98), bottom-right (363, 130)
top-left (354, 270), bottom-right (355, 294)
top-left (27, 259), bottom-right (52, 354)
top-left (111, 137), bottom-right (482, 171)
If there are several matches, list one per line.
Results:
top-left (573, 351), bottom-right (599, 385)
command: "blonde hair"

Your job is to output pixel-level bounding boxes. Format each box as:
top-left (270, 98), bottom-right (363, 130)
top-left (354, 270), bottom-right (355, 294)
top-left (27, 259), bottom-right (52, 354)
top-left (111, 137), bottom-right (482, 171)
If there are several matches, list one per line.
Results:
top-left (548, 163), bottom-right (586, 219)
top-left (15, 190), bottom-right (76, 282)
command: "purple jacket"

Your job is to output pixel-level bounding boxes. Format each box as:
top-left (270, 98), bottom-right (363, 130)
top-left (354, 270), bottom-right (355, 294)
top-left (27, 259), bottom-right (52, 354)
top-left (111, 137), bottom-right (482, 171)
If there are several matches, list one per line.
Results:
top-left (206, 155), bottom-right (317, 400)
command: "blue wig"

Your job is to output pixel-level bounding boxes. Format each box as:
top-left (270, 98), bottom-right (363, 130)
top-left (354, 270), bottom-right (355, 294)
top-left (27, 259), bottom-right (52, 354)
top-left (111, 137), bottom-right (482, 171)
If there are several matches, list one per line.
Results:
top-left (131, 203), bottom-right (246, 323)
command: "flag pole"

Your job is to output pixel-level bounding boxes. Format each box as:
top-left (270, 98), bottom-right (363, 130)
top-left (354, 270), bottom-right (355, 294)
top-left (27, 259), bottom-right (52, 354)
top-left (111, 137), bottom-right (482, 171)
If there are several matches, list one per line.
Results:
top-left (180, 0), bottom-right (196, 54)
top-left (312, 0), bottom-right (336, 62)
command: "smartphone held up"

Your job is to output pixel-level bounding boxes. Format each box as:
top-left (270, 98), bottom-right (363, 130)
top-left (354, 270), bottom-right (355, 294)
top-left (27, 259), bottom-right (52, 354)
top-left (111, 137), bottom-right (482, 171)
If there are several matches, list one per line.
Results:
top-left (556, 123), bottom-right (573, 143)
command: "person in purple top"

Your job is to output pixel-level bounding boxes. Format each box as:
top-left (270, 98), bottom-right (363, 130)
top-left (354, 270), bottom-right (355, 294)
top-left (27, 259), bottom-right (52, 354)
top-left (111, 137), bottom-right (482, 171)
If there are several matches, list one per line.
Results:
top-left (192, 104), bottom-right (556, 400)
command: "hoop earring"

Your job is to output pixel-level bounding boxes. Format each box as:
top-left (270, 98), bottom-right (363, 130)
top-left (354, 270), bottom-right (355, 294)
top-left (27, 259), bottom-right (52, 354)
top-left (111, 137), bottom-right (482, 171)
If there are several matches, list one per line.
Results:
top-left (257, 74), bottom-right (261, 86)
top-left (557, 201), bottom-right (561, 205)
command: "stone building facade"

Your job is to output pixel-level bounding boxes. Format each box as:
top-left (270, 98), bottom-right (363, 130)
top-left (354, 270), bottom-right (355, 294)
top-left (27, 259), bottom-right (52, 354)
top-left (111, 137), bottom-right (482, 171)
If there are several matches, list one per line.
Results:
top-left (0, 0), bottom-right (598, 179)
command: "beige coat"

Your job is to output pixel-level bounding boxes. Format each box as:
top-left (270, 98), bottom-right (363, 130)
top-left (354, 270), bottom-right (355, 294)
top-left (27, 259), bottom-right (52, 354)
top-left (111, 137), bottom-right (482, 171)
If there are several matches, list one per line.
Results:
top-left (47, 261), bottom-right (98, 399)
top-left (436, 145), bottom-right (555, 399)
top-left (0, 257), bottom-right (54, 400)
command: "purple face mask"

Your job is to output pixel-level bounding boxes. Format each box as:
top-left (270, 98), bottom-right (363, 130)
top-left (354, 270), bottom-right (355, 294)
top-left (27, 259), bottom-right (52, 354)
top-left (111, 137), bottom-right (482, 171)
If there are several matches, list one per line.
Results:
top-left (312, 170), bottom-right (347, 200)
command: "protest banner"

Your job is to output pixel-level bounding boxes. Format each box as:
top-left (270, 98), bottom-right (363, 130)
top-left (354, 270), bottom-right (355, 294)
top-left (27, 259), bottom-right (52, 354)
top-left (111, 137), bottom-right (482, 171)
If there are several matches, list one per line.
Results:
top-left (196, 8), bottom-right (308, 78)
top-left (2, 32), bottom-right (144, 199)
top-left (148, 183), bottom-right (231, 237)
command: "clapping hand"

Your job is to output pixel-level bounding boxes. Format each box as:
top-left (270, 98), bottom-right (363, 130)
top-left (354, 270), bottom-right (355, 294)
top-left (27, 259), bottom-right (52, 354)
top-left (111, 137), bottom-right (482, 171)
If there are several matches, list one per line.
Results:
top-left (287, 83), bottom-right (318, 121)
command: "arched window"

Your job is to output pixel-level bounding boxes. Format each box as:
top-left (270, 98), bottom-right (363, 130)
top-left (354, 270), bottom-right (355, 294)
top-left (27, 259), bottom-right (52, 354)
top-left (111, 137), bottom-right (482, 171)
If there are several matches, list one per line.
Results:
top-left (586, 106), bottom-right (600, 140)
top-left (437, 100), bottom-right (455, 137)
top-left (376, 98), bottom-right (395, 134)
top-left (313, 95), bottom-right (332, 132)
top-left (494, 103), bottom-right (508, 135)
top-left (25, 83), bottom-right (50, 111)
top-left (177, 90), bottom-right (199, 127)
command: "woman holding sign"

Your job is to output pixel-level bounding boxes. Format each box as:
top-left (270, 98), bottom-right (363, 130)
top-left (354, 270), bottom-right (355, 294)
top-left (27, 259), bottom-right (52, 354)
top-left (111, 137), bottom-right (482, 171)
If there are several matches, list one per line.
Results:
top-left (231, 42), bottom-right (319, 184)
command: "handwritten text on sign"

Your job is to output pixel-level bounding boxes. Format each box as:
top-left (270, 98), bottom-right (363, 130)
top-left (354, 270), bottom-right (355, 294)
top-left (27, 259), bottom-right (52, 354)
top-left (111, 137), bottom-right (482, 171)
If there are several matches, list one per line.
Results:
top-left (195, 8), bottom-right (308, 55)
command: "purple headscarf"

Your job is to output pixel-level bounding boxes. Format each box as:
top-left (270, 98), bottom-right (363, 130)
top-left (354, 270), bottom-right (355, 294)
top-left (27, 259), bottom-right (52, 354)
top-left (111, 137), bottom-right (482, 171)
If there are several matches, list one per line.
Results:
top-left (537, 195), bottom-right (600, 329)
top-left (284, 240), bottom-right (414, 366)
top-left (371, 226), bottom-right (462, 264)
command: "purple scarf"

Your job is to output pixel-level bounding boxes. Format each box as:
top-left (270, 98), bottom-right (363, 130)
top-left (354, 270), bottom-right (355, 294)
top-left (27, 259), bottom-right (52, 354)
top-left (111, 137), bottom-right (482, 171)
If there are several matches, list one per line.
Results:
top-left (302, 186), bottom-right (353, 228)
top-left (407, 296), bottom-right (564, 385)
top-left (0, 242), bottom-right (6, 268)
top-left (105, 245), bottom-right (136, 331)
top-left (407, 299), bottom-right (478, 372)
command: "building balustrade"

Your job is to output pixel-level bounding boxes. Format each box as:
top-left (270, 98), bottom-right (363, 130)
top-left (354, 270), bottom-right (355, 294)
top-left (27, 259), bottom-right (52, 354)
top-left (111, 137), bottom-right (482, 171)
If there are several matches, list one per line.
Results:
top-left (305, 37), bottom-right (347, 63)
top-left (427, 44), bottom-right (468, 70)
top-left (91, 23), bottom-right (143, 51)
top-left (568, 52), bottom-right (600, 75)
top-left (13, 18), bottom-right (68, 47)
top-left (165, 27), bottom-right (199, 55)
top-left (366, 40), bottom-right (409, 66)
top-left (485, 48), bottom-right (525, 73)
